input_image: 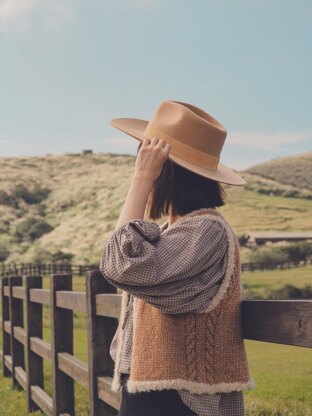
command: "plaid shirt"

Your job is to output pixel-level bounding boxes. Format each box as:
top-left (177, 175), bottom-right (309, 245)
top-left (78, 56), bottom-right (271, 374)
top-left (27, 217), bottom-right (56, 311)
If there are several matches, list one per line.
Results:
top-left (101, 214), bottom-right (245, 416)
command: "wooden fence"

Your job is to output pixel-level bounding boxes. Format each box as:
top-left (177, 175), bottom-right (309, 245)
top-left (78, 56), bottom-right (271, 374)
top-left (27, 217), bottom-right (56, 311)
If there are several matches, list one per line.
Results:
top-left (0, 263), bottom-right (99, 277)
top-left (1, 272), bottom-right (312, 416)
top-left (0, 259), bottom-right (310, 278)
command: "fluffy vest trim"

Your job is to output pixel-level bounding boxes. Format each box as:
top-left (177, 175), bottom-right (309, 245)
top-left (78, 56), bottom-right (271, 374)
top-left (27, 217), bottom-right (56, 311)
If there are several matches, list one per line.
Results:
top-left (111, 208), bottom-right (255, 394)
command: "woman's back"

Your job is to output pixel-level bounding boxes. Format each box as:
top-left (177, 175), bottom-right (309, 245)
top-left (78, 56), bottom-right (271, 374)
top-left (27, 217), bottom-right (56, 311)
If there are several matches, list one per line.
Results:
top-left (100, 208), bottom-right (254, 415)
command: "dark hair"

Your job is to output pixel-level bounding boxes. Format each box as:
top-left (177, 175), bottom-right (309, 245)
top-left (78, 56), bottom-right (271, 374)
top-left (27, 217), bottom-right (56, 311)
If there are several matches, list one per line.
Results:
top-left (136, 142), bottom-right (226, 220)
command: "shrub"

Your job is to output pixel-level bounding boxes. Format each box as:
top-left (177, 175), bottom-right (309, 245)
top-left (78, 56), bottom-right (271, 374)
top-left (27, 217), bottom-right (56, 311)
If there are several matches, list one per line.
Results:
top-left (12, 183), bottom-right (51, 205)
top-left (15, 218), bottom-right (54, 242)
top-left (246, 241), bottom-right (312, 267)
top-left (52, 251), bottom-right (74, 263)
top-left (267, 284), bottom-right (312, 300)
top-left (0, 244), bottom-right (9, 262)
top-left (249, 246), bottom-right (289, 268)
top-left (238, 233), bottom-right (249, 247)
top-left (281, 241), bottom-right (312, 265)
top-left (0, 190), bottom-right (18, 208)
top-left (0, 184), bottom-right (51, 208)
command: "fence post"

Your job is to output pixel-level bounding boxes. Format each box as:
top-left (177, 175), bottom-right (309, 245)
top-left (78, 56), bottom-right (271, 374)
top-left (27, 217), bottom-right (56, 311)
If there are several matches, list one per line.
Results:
top-left (25, 275), bottom-right (44, 412)
top-left (1, 277), bottom-right (10, 377)
top-left (50, 274), bottom-right (74, 416)
top-left (87, 270), bottom-right (118, 416)
top-left (8, 275), bottom-right (25, 389)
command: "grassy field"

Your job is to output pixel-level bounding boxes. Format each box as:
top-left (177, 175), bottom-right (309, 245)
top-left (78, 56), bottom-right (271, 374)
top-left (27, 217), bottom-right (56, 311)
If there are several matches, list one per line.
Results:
top-left (1, 267), bottom-right (312, 416)
top-left (241, 265), bottom-right (312, 298)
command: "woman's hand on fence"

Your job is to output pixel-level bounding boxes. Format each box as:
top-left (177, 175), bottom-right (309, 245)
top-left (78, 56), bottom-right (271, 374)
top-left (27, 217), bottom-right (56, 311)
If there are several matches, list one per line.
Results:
top-left (133, 137), bottom-right (171, 183)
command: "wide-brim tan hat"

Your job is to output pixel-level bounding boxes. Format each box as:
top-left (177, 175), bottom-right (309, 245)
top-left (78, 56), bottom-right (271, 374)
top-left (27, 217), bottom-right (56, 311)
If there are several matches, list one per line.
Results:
top-left (111, 100), bottom-right (246, 186)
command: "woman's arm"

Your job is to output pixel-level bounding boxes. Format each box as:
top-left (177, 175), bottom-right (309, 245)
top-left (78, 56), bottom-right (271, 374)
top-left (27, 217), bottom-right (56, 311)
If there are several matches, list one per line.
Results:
top-left (100, 216), bottom-right (228, 314)
top-left (115, 137), bottom-right (171, 231)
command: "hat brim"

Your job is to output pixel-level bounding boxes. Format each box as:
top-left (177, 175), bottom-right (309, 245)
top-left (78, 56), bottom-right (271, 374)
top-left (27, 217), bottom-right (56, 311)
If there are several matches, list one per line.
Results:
top-left (111, 118), bottom-right (246, 186)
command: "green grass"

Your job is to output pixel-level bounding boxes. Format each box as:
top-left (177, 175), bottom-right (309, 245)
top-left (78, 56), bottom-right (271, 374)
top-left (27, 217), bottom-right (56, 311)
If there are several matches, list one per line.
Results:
top-left (244, 339), bottom-right (312, 415)
top-left (220, 184), bottom-right (312, 234)
top-left (1, 339), bottom-right (312, 416)
top-left (0, 370), bottom-right (43, 416)
top-left (1, 269), bottom-right (312, 415)
top-left (241, 265), bottom-right (312, 298)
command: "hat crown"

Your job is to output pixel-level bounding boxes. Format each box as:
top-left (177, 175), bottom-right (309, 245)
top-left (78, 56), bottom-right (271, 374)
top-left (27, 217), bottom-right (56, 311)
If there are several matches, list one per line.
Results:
top-left (144, 101), bottom-right (227, 167)
top-left (110, 99), bottom-right (246, 185)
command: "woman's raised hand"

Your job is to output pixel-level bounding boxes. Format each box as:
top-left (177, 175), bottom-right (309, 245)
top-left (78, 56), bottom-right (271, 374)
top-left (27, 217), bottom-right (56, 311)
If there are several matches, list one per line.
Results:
top-left (134, 137), bottom-right (171, 183)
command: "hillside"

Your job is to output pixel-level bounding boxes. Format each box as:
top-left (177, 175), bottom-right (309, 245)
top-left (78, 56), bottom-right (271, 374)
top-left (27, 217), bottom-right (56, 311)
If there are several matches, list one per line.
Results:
top-left (245, 151), bottom-right (312, 193)
top-left (0, 152), bottom-right (311, 264)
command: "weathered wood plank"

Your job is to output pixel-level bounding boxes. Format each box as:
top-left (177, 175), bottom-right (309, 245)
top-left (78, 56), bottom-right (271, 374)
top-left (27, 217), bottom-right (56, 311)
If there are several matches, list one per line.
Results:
top-left (12, 286), bottom-right (25, 300)
top-left (15, 366), bottom-right (27, 390)
top-left (87, 270), bottom-right (119, 416)
top-left (51, 274), bottom-right (74, 416)
top-left (1, 278), bottom-right (10, 377)
top-left (25, 275), bottom-right (44, 413)
top-left (4, 354), bottom-right (12, 372)
top-left (95, 294), bottom-right (122, 318)
top-left (30, 288), bottom-right (50, 305)
top-left (31, 385), bottom-right (53, 416)
top-left (30, 337), bottom-right (52, 361)
top-left (58, 352), bottom-right (89, 389)
top-left (56, 290), bottom-right (87, 313)
top-left (97, 376), bottom-right (121, 410)
top-left (242, 299), bottom-right (312, 347)
top-left (9, 276), bottom-right (25, 389)
top-left (4, 320), bottom-right (11, 334)
top-left (14, 326), bottom-right (26, 345)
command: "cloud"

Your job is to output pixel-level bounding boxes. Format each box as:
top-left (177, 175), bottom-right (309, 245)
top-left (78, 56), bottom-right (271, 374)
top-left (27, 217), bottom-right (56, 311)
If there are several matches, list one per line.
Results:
top-left (0, 0), bottom-right (75, 31)
top-left (228, 130), bottom-right (312, 150)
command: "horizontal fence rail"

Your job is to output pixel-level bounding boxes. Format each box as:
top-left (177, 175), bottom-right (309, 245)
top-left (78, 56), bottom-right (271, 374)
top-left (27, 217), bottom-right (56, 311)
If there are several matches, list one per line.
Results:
top-left (1, 273), bottom-right (312, 416)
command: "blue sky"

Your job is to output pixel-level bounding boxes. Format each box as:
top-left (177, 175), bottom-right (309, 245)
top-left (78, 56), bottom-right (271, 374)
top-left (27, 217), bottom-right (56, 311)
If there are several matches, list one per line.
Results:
top-left (0, 0), bottom-right (311, 170)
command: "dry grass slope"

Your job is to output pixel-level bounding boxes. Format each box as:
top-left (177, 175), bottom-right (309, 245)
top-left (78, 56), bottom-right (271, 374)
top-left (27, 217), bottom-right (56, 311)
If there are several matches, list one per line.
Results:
top-left (0, 151), bottom-right (311, 264)
top-left (246, 151), bottom-right (312, 191)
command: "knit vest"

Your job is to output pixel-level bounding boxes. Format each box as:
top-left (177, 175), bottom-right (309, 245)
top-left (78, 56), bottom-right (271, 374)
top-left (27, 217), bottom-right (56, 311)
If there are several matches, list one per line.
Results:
top-left (111, 208), bottom-right (255, 394)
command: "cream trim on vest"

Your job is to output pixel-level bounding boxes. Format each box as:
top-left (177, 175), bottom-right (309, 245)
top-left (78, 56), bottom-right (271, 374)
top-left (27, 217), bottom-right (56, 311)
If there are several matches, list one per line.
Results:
top-left (127, 377), bottom-right (255, 395)
top-left (111, 289), bottom-right (130, 392)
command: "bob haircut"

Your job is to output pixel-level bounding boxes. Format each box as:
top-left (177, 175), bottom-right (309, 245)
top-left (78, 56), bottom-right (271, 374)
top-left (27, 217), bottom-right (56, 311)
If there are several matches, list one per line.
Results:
top-left (136, 142), bottom-right (227, 221)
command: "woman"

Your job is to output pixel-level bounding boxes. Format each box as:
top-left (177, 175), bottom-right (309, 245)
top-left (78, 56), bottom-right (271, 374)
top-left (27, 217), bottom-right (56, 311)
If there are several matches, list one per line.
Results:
top-left (100, 100), bottom-right (255, 416)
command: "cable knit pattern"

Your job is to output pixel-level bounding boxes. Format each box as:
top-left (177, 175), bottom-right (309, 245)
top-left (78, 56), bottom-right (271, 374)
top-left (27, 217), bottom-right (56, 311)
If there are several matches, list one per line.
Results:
top-left (204, 309), bottom-right (218, 384)
top-left (185, 314), bottom-right (197, 380)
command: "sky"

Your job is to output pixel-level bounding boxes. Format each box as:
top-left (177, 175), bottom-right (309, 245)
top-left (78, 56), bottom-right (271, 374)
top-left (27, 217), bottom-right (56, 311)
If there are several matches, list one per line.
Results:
top-left (0, 0), bottom-right (311, 170)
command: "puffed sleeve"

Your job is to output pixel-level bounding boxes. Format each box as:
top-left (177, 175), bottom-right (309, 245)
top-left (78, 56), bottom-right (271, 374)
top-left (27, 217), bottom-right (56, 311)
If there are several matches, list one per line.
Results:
top-left (99, 217), bottom-right (228, 314)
